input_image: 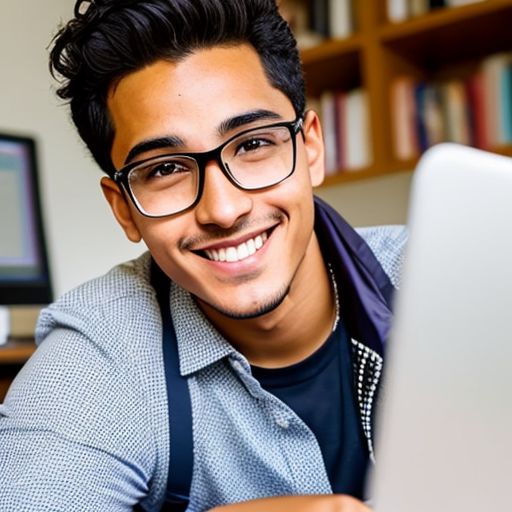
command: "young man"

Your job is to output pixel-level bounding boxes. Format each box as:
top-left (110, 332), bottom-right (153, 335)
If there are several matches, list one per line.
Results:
top-left (0, 1), bottom-right (406, 511)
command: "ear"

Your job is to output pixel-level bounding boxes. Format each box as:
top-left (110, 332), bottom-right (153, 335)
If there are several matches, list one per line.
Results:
top-left (302, 110), bottom-right (325, 187)
top-left (100, 177), bottom-right (142, 243)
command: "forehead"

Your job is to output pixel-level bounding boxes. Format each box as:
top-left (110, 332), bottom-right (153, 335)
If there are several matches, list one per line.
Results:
top-left (107, 44), bottom-right (294, 167)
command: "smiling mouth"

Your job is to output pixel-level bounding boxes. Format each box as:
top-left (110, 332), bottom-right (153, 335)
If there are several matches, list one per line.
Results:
top-left (201, 231), bottom-right (269, 263)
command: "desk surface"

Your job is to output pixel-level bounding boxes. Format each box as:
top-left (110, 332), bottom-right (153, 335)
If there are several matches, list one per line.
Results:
top-left (0, 338), bottom-right (36, 365)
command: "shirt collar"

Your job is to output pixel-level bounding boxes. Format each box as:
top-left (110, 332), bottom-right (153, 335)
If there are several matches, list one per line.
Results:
top-left (170, 281), bottom-right (236, 376)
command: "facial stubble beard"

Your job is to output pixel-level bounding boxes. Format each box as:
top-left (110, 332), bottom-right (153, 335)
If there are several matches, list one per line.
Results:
top-left (197, 281), bottom-right (292, 320)
top-left (194, 244), bottom-right (310, 320)
top-left (193, 214), bottom-right (316, 321)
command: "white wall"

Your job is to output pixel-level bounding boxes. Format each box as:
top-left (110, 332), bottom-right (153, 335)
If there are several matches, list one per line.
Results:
top-left (0, 1), bottom-right (411, 298)
top-left (315, 171), bottom-right (413, 227)
top-left (0, 1), bottom-right (144, 297)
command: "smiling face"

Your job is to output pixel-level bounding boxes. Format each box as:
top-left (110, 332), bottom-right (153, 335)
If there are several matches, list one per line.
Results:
top-left (103, 44), bottom-right (325, 322)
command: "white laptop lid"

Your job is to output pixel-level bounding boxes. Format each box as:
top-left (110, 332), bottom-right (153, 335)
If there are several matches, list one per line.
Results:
top-left (372, 143), bottom-right (512, 511)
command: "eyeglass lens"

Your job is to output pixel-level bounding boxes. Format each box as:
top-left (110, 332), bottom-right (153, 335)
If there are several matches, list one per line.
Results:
top-left (127, 124), bottom-right (295, 216)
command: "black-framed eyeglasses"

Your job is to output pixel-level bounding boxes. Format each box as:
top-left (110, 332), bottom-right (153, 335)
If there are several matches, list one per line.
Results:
top-left (113, 116), bottom-right (304, 217)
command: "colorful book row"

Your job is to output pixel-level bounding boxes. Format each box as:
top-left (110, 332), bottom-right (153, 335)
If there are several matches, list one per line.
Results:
top-left (279, 0), bottom-right (353, 49)
top-left (391, 52), bottom-right (512, 160)
top-left (309, 88), bottom-right (372, 175)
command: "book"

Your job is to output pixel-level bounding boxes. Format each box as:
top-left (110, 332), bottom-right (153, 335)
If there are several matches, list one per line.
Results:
top-left (440, 80), bottom-right (471, 145)
top-left (501, 62), bottom-right (512, 144)
top-left (328, 0), bottom-right (352, 39)
top-left (391, 76), bottom-right (419, 160)
top-left (311, 0), bottom-right (329, 38)
top-left (465, 71), bottom-right (488, 149)
top-left (345, 88), bottom-right (371, 170)
top-left (334, 92), bottom-right (347, 171)
top-left (482, 53), bottom-right (508, 147)
top-left (429, 0), bottom-right (446, 8)
top-left (446, 0), bottom-right (485, 6)
top-left (422, 84), bottom-right (445, 147)
top-left (387, 0), bottom-right (409, 22)
top-left (320, 91), bottom-right (339, 175)
top-left (279, 0), bottom-right (324, 49)
top-left (414, 82), bottom-right (429, 151)
top-left (409, 0), bottom-right (429, 18)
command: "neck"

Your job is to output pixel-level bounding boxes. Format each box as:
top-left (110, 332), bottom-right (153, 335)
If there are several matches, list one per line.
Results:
top-left (198, 234), bottom-right (336, 368)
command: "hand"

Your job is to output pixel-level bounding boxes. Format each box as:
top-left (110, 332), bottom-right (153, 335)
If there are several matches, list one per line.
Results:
top-left (209, 494), bottom-right (372, 511)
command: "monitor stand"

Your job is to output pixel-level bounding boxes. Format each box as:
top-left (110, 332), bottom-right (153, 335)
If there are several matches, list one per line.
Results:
top-left (0, 306), bottom-right (9, 345)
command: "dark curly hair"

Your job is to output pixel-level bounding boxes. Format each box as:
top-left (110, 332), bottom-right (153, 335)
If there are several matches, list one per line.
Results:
top-left (49, 0), bottom-right (305, 176)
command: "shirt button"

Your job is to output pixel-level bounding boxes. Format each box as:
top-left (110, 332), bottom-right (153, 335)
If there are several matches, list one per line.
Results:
top-left (276, 417), bottom-right (290, 429)
top-left (232, 361), bottom-right (243, 372)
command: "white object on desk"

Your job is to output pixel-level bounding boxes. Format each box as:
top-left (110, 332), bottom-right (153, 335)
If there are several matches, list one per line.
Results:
top-left (0, 307), bottom-right (9, 345)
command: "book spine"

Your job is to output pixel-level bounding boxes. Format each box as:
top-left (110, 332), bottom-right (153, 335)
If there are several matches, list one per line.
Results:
top-left (334, 92), bottom-right (346, 172)
top-left (409, 0), bottom-right (429, 18)
top-left (465, 72), bottom-right (487, 149)
top-left (320, 91), bottom-right (338, 175)
top-left (387, 0), bottom-right (409, 22)
top-left (414, 82), bottom-right (429, 151)
top-left (328, 0), bottom-right (352, 39)
top-left (391, 76), bottom-right (419, 160)
top-left (345, 88), bottom-right (371, 171)
top-left (311, 0), bottom-right (329, 38)
top-left (499, 58), bottom-right (512, 144)
top-left (446, 0), bottom-right (485, 6)
top-left (423, 84), bottom-right (445, 147)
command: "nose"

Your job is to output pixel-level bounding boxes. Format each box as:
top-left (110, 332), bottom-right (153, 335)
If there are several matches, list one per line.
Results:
top-left (194, 160), bottom-right (253, 228)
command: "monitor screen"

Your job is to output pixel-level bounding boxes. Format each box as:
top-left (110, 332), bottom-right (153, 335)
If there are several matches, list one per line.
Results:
top-left (0, 133), bottom-right (53, 305)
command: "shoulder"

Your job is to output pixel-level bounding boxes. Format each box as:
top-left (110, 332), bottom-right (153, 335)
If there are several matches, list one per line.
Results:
top-left (36, 251), bottom-right (156, 345)
top-left (2, 251), bottom-right (167, 510)
top-left (32, 252), bottom-right (164, 409)
top-left (356, 225), bottom-right (408, 289)
top-left (20, 251), bottom-right (167, 497)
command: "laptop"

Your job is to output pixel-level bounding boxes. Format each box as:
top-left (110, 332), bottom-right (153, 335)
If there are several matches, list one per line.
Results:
top-left (370, 143), bottom-right (512, 511)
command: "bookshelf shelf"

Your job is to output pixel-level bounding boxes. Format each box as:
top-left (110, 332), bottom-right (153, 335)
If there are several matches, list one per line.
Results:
top-left (301, 34), bottom-right (363, 63)
top-left (379, 0), bottom-right (512, 37)
top-left (302, 37), bottom-right (363, 95)
top-left (0, 338), bottom-right (36, 365)
top-left (284, 0), bottom-right (512, 184)
top-left (379, 2), bottom-right (512, 68)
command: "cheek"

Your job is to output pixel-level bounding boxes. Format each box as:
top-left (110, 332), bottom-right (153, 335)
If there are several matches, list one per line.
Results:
top-left (278, 161), bottom-right (316, 223)
top-left (135, 218), bottom-right (185, 267)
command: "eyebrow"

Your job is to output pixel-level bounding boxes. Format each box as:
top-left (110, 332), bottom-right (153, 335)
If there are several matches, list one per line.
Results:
top-left (123, 109), bottom-right (283, 165)
top-left (124, 135), bottom-right (184, 166)
top-left (217, 109), bottom-right (282, 137)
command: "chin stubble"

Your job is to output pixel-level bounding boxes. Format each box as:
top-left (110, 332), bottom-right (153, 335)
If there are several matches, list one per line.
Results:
top-left (198, 283), bottom-right (291, 320)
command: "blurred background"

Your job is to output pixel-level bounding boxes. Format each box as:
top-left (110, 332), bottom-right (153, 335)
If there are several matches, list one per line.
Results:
top-left (0, 1), bottom-right (418, 297)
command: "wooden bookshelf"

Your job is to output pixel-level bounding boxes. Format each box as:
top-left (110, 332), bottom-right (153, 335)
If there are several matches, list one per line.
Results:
top-left (287, 0), bottom-right (512, 187)
top-left (0, 338), bottom-right (36, 401)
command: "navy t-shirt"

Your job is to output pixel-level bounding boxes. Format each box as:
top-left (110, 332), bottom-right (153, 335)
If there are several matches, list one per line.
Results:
top-left (251, 319), bottom-right (369, 498)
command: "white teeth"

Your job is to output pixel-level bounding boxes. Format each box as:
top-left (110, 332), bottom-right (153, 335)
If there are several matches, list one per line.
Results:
top-left (204, 232), bottom-right (269, 263)
top-left (237, 243), bottom-right (249, 260)
top-left (206, 249), bottom-right (219, 262)
top-left (226, 247), bottom-right (238, 262)
top-left (247, 238), bottom-right (256, 256)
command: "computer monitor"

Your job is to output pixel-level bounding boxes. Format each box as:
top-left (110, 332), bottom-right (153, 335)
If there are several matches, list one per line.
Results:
top-left (0, 133), bottom-right (53, 309)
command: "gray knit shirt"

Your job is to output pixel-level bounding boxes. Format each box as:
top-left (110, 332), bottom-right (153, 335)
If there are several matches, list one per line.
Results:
top-left (0, 225), bottom-right (407, 512)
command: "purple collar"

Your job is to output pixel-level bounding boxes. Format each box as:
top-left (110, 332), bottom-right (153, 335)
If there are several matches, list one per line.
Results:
top-left (314, 197), bottom-right (394, 357)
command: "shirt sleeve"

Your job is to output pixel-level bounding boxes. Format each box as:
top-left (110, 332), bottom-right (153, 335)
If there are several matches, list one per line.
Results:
top-left (0, 327), bottom-right (155, 511)
top-left (356, 225), bottom-right (408, 289)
